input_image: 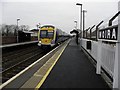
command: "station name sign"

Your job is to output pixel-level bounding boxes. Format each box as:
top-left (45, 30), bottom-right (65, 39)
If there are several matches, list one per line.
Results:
top-left (99, 25), bottom-right (118, 40)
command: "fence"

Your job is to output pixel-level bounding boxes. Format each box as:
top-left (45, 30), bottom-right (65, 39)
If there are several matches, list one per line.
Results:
top-left (2, 36), bottom-right (17, 44)
top-left (80, 9), bottom-right (120, 89)
top-left (2, 36), bottom-right (38, 45)
top-left (81, 39), bottom-right (115, 77)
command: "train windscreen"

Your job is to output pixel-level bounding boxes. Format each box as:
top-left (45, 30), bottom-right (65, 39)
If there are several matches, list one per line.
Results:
top-left (40, 30), bottom-right (47, 38)
top-left (40, 30), bottom-right (54, 38)
top-left (48, 32), bottom-right (54, 38)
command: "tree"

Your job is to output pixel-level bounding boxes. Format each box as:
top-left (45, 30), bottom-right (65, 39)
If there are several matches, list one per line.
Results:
top-left (19, 25), bottom-right (29, 31)
top-left (1, 24), bottom-right (30, 36)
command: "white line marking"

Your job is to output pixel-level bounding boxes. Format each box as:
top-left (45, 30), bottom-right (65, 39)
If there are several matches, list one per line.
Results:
top-left (0, 42), bottom-right (64, 89)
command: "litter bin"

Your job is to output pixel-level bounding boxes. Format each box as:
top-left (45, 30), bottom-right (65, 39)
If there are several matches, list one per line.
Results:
top-left (86, 41), bottom-right (91, 50)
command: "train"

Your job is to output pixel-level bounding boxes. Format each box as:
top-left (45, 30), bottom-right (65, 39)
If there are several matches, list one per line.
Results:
top-left (38, 25), bottom-right (70, 48)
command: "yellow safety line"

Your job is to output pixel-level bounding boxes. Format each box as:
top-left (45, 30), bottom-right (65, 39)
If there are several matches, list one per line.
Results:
top-left (35, 43), bottom-right (68, 89)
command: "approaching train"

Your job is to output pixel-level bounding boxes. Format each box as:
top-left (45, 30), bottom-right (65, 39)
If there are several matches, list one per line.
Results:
top-left (38, 25), bottom-right (70, 47)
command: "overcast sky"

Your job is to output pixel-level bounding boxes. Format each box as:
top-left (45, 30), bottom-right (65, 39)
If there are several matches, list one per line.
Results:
top-left (1, 0), bottom-right (119, 34)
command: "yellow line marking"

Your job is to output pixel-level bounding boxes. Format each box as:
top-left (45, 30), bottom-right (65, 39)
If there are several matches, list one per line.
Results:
top-left (0, 41), bottom-right (64, 89)
top-left (35, 42), bottom-right (68, 89)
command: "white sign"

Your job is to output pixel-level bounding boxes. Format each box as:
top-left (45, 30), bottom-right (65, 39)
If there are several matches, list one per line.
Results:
top-left (99, 26), bottom-right (118, 40)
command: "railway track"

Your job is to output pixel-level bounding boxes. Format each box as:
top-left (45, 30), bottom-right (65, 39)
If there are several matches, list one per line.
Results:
top-left (2, 46), bottom-right (40, 70)
top-left (2, 45), bottom-right (37, 59)
top-left (1, 45), bottom-right (51, 83)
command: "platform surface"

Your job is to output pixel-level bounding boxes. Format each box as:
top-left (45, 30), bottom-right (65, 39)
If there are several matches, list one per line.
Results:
top-left (40, 38), bottom-right (110, 88)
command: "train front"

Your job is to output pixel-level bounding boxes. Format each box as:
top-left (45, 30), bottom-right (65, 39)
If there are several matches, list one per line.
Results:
top-left (38, 25), bottom-right (56, 47)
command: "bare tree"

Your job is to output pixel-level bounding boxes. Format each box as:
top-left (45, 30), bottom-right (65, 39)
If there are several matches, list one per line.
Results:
top-left (19, 25), bottom-right (29, 31)
top-left (2, 24), bottom-right (7, 36)
top-left (1, 24), bottom-right (30, 36)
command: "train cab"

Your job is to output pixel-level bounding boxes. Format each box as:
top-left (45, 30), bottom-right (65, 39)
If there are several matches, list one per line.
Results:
top-left (38, 25), bottom-right (56, 47)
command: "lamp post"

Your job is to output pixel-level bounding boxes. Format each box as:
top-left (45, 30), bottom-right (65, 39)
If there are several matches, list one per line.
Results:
top-left (36, 24), bottom-right (39, 29)
top-left (74, 20), bottom-right (77, 30)
top-left (83, 10), bottom-right (87, 38)
top-left (76, 3), bottom-right (82, 36)
top-left (17, 18), bottom-right (20, 43)
top-left (76, 3), bottom-right (82, 49)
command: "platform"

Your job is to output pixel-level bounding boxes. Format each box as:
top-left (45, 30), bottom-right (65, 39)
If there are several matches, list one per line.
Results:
top-left (2, 38), bottom-right (111, 89)
top-left (40, 38), bottom-right (110, 88)
top-left (0, 41), bottom-right (38, 48)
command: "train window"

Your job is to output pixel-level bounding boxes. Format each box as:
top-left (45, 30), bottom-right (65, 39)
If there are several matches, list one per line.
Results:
top-left (40, 30), bottom-right (47, 38)
top-left (48, 32), bottom-right (54, 38)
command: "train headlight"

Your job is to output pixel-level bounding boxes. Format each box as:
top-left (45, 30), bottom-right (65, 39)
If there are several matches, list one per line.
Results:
top-left (39, 41), bottom-right (41, 43)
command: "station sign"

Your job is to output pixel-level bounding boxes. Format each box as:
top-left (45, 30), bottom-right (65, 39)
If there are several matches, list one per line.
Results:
top-left (98, 25), bottom-right (118, 40)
